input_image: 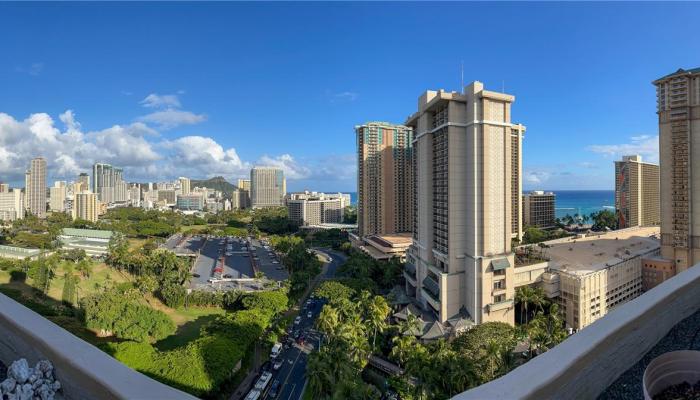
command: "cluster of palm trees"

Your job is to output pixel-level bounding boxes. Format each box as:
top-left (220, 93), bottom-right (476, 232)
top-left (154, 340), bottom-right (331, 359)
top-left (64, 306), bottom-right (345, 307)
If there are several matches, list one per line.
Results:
top-left (308, 290), bottom-right (390, 399)
top-left (514, 286), bottom-right (567, 357)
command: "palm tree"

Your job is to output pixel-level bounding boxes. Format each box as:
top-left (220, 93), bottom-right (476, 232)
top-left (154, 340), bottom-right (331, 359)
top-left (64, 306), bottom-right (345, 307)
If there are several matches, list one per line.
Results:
top-left (390, 335), bottom-right (416, 368)
top-left (515, 286), bottom-right (535, 325)
top-left (529, 287), bottom-right (547, 314)
top-left (365, 295), bottom-right (390, 350)
top-left (399, 313), bottom-right (422, 336)
top-left (480, 339), bottom-right (504, 382)
top-left (307, 350), bottom-right (336, 398)
top-left (317, 305), bottom-right (341, 338)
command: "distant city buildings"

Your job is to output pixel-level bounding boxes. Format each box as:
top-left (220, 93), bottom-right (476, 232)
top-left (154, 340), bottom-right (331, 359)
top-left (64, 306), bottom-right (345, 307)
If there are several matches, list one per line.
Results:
top-left (251, 167), bottom-right (285, 208)
top-left (157, 189), bottom-right (177, 205)
top-left (178, 177), bottom-right (191, 195)
top-left (72, 192), bottom-right (98, 222)
top-left (93, 163), bottom-right (127, 204)
top-left (237, 178), bottom-right (251, 209)
top-left (49, 181), bottom-right (67, 212)
top-left (26, 157), bottom-right (47, 218)
top-left (286, 191), bottom-right (347, 226)
top-left (0, 188), bottom-right (24, 221)
top-left (614, 155), bottom-right (660, 229)
top-left (355, 122), bottom-right (413, 238)
top-left (654, 67), bottom-right (700, 272)
top-left (176, 194), bottom-right (204, 211)
top-left (523, 191), bottom-right (556, 229)
top-left (405, 82), bottom-right (525, 326)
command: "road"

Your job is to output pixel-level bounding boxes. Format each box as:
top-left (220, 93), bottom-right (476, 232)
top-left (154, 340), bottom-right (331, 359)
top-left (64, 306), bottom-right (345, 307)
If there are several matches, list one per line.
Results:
top-left (265, 248), bottom-right (346, 400)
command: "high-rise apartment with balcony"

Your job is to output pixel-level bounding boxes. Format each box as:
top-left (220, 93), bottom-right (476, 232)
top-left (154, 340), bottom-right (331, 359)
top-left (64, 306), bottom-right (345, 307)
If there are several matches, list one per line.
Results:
top-left (250, 167), bottom-right (285, 208)
top-left (615, 155), bottom-right (660, 229)
top-left (93, 163), bottom-right (128, 204)
top-left (523, 190), bottom-right (556, 229)
top-left (178, 177), bottom-right (191, 195)
top-left (0, 188), bottom-right (25, 221)
top-left (26, 157), bottom-right (47, 218)
top-left (654, 67), bottom-right (700, 271)
top-left (404, 82), bottom-right (525, 325)
top-left (49, 181), bottom-right (67, 212)
top-left (72, 192), bottom-right (98, 222)
top-left (237, 178), bottom-right (251, 209)
top-left (355, 122), bottom-right (413, 238)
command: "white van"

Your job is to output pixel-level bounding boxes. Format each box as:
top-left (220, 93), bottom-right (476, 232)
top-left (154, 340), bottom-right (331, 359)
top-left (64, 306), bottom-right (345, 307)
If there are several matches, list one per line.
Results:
top-left (270, 342), bottom-right (283, 359)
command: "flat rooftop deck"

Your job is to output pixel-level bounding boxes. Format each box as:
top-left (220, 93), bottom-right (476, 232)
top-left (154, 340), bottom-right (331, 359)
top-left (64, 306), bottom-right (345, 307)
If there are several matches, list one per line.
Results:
top-left (545, 226), bottom-right (660, 275)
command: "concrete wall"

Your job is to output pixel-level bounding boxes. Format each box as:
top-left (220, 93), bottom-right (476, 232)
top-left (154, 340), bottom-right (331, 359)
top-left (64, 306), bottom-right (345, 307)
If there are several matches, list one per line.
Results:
top-left (0, 294), bottom-right (197, 400)
top-left (454, 263), bottom-right (700, 400)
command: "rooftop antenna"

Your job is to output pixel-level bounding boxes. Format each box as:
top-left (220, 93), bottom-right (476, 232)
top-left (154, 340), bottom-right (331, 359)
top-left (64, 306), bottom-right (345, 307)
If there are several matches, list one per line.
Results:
top-left (460, 60), bottom-right (464, 91)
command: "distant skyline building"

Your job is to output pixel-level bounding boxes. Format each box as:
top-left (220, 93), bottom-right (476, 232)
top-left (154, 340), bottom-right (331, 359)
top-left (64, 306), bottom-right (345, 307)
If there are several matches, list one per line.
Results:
top-left (176, 194), bottom-right (204, 211)
top-left (405, 82), bottom-right (525, 326)
top-left (49, 181), bottom-right (67, 212)
top-left (615, 155), bottom-right (660, 229)
top-left (27, 157), bottom-right (47, 218)
top-left (355, 121), bottom-right (413, 238)
top-left (237, 178), bottom-right (251, 209)
top-left (286, 191), bottom-right (344, 226)
top-left (0, 188), bottom-right (24, 221)
top-left (178, 177), bottom-right (191, 195)
top-left (0, 183), bottom-right (9, 193)
top-left (523, 191), bottom-right (556, 229)
top-left (93, 163), bottom-right (127, 204)
top-left (72, 192), bottom-right (98, 222)
top-left (77, 173), bottom-right (90, 193)
top-left (250, 167), bottom-right (285, 208)
top-left (653, 67), bottom-right (700, 271)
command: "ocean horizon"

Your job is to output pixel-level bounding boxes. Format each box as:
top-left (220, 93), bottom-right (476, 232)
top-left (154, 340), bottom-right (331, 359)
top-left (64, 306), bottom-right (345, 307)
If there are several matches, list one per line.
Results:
top-left (340, 190), bottom-right (614, 219)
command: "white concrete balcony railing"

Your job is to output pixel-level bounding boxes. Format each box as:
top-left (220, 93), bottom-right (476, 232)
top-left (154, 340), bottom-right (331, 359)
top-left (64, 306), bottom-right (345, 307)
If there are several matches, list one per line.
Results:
top-left (454, 263), bottom-right (700, 400)
top-left (0, 293), bottom-right (197, 400)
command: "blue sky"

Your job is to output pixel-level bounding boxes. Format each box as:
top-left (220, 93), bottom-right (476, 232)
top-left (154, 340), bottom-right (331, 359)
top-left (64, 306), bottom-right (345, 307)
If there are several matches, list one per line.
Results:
top-left (1, 2), bottom-right (698, 192)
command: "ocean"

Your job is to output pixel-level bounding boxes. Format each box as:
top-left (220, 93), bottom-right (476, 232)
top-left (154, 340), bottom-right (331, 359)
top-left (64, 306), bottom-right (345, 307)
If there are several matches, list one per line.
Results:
top-left (551, 190), bottom-right (615, 219)
top-left (345, 190), bottom-right (614, 219)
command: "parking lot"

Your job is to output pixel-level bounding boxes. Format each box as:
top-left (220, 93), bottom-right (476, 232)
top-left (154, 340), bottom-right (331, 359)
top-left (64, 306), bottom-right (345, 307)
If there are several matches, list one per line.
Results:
top-left (163, 234), bottom-right (289, 292)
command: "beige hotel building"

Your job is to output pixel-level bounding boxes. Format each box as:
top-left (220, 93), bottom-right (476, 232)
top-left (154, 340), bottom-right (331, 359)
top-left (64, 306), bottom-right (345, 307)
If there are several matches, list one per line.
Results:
top-left (614, 155), bottom-right (660, 229)
top-left (404, 81), bottom-right (525, 325)
top-left (355, 122), bottom-right (414, 238)
top-left (654, 67), bottom-right (700, 272)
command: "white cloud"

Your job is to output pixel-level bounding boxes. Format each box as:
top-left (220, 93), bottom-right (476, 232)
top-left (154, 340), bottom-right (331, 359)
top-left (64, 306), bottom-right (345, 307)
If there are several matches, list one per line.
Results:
top-left (140, 93), bottom-right (181, 109)
top-left (330, 91), bottom-right (359, 102)
top-left (587, 135), bottom-right (659, 163)
top-left (524, 171), bottom-right (550, 184)
top-left (165, 135), bottom-right (250, 178)
top-left (0, 110), bottom-right (355, 190)
top-left (138, 109), bottom-right (207, 130)
top-left (137, 92), bottom-right (206, 130)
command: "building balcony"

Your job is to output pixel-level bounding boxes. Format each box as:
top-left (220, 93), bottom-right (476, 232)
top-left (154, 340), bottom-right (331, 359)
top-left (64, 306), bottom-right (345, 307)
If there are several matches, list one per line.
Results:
top-left (486, 298), bottom-right (513, 312)
top-left (0, 293), bottom-right (196, 400)
top-left (455, 263), bottom-right (700, 400)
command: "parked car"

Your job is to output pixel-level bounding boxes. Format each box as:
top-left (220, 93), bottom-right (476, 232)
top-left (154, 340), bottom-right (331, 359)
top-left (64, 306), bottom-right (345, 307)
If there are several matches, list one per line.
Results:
top-left (273, 360), bottom-right (283, 370)
top-left (307, 311), bottom-right (312, 318)
top-left (294, 316), bottom-right (301, 325)
top-left (192, 273), bottom-right (200, 278)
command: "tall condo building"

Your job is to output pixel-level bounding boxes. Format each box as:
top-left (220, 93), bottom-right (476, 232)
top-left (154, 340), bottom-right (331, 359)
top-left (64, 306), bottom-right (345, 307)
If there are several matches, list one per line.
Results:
top-left (237, 179), bottom-right (251, 209)
top-left (355, 122), bottom-right (414, 238)
top-left (93, 163), bottom-right (128, 204)
top-left (654, 67), bottom-right (700, 271)
top-left (77, 173), bottom-right (90, 193)
top-left (178, 177), bottom-right (191, 195)
top-left (0, 189), bottom-right (25, 221)
top-left (49, 181), bottom-right (67, 212)
top-left (73, 192), bottom-right (98, 222)
top-left (26, 157), bottom-right (47, 218)
top-left (250, 167), bottom-right (285, 208)
top-left (405, 82), bottom-right (525, 325)
top-left (615, 155), bottom-right (660, 229)
top-left (523, 191), bottom-right (556, 229)
top-left (0, 184), bottom-right (9, 193)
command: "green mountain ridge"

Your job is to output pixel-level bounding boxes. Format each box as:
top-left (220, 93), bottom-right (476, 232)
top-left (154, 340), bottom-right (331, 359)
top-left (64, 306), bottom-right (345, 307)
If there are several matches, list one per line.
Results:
top-left (190, 176), bottom-right (237, 197)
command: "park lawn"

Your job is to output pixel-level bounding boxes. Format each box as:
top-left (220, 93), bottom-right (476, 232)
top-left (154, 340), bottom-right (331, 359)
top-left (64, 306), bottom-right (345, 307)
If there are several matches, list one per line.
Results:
top-left (156, 307), bottom-right (226, 350)
top-left (46, 262), bottom-right (131, 302)
top-left (180, 224), bottom-right (208, 233)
